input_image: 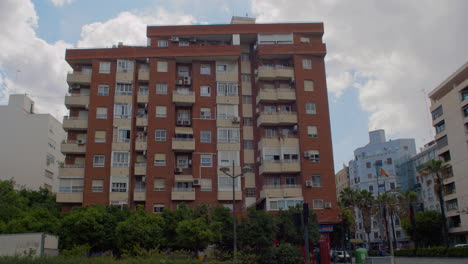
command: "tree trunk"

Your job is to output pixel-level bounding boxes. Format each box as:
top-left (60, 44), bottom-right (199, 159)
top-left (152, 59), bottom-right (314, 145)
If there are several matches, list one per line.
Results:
top-left (409, 204), bottom-right (418, 248)
top-left (437, 173), bottom-right (449, 246)
top-left (390, 209), bottom-right (397, 249)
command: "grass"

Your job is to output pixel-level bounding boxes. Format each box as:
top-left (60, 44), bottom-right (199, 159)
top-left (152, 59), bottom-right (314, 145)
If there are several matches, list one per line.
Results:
top-left (0, 256), bottom-right (212, 264)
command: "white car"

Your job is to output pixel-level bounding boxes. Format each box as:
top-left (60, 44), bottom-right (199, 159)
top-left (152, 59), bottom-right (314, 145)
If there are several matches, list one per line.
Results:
top-left (330, 250), bottom-right (351, 262)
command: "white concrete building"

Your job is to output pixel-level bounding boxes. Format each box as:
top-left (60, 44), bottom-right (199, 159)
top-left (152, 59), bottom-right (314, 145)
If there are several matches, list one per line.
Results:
top-left (0, 94), bottom-right (66, 191)
top-left (349, 129), bottom-right (416, 249)
top-left (429, 61), bottom-right (468, 244)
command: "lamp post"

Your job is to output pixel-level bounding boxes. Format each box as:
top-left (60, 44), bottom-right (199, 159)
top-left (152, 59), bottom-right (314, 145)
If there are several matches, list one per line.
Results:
top-left (219, 161), bottom-right (252, 263)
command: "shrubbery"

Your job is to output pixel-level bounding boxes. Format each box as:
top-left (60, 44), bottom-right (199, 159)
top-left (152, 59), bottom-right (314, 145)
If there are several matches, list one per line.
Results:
top-left (394, 246), bottom-right (468, 257)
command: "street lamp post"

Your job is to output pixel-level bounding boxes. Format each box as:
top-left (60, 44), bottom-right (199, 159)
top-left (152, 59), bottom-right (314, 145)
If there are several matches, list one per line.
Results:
top-left (220, 161), bottom-right (252, 263)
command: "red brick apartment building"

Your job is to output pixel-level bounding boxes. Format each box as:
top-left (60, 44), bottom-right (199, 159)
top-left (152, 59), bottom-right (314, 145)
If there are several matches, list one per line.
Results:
top-left (58, 16), bottom-right (340, 225)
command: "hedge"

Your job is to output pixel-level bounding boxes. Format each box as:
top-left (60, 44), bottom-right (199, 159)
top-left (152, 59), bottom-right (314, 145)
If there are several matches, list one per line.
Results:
top-left (394, 246), bottom-right (468, 258)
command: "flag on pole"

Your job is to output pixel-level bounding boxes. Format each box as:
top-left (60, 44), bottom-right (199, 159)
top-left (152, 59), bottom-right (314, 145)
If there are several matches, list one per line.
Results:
top-left (380, 168), bottom-right (389, 177)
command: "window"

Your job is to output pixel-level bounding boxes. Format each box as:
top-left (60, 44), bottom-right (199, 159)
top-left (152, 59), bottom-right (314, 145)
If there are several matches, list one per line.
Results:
top-left (242, 95), bottom-right (252, 104)
top-left (116, 83), bottom-right (132, 95)
top-left (158, 40), bottom-right (168, 47)
top-left (111, 176), bottom-right (128, 192)
top-left (374, 232), bottom-right (379, 239)
top-left (217, 128), bottom-right (240, 143)
top-left (435, 121), bottom-right (445, 134)
top-left (245, 188), bottom-right (255, 197)
top-left (200, 108), bottom-right (211, 119)
top-left (156, 83), bottom-right (168, 94)
top-left (153, 204), bottom-right (165, 213)
top-left (95, 131), bottom-right (106, 143)
top-left (178, 66), bottom-right (190, 77)
top-left (447, 199), bottom-right (458, 211)
top-left (156, 106), bottom-right (167, 118)
top-left (395, 218), bottom-right (400, 226)
top-left (155, 130), bottom-right (166, 141)
top-left (217, 82), bottom-right (238, 96)
top-left (302, 58), bottom-right (312, 69)
top-left (218, 175), bottom-right (240, 191)
top-left (96, 107), bottom-right (107, 119)
top-left (366, 162), bottom-right (371, 168)
top-left (300, 37), bottom-right (310, 43)
top-left (117, 60), bottom-right (134, 72)
top-left (244, 140), bottom-right (254, 149)
top-left (308, 150), bottom-right (320, 162)
top-left (386, 158), bottom-right (393, 165)
top-left (241, 53), bottom-right (249, 61)
top-left (176, 155), bottom-right (189, 168)
top-left (217, 64), bottom-right (228, 73)
top-left (93, 155), bottom-right (105, 168)
top-left (304, 80), bottom-right (314, 92)
top-left (154, 153), bottom-right (166, 166)
top-left (118, 128), bottom-right (131, 142)
top-left (201, 179), bottom-right (212, 191)
top-left (243, 117), bottom-right (252, 126)
top-left (375, 160), bottom-right (383, 166)
top-left (285, 176), bottom-right (297, 186)
top-left (99, 62), bottom-right (111, 74)
top-left (98, 85), bottom-right (109, 96)
top-left (200, 131), bottom-right (211, 143)
top-left (218, 151), bottom-right (240, 166)
top-left (92, 180), bottom-right (104, 192)
top-left (390, 182), bottom-right (396, 190)
top-left (217, 104), bottom-right (238, 119)
top-left (200, 64), bottom-right (211, 75)
top-left (139, 86), bottom-right (148, 95)
top-left (154, 179), bottom-right (165, 191)
top-left (431, 106), bottom-right (443, 120)
top-left (461, 88), bottom-right (468, 101)
top-left (306, 102), bottom-right (316, 114)
top-left (58, 178), bottom-right (84, 193)
top-left (265, 128), bottom-right (278, 137)
top-left (114, 103), bottom-right (131, 118)
top-left (369, 185), bottom-right (374, 192)
top-left (201, 154), bottom-right (212, 167)
top-left (179, 41), bottom-right (189, 47)
top-left (241, 74), bottom-right (251, 82)
top-left (201, 86), bottom-right (211, 96)
top-left (112, 151), bottom-right (129, 167)
top-left (463, 106), bottom-right (468, 117)
top-left (157, 61), bottom-right (168, 72)
top-left (307, 126), bottom-right (318, 138)
top-left (312, 175), bottom-right (321, 187)
top-left (313, 200), bottom-right (324, 209)
top-left (265, 105), bottom-right (276, 113)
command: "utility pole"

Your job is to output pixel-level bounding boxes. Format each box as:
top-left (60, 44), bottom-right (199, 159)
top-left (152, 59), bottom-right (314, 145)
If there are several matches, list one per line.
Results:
top-left (303, 203), bottom-right (310, 264)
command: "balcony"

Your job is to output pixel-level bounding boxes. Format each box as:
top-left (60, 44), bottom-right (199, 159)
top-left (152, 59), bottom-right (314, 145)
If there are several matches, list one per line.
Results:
top-left (56, 192), bottom-right (83, 203)
top-left (137, 93), bottom-right (149, 103)
top-left (259, 160), bottom-right (301, 175)
top-left (217, 191), bottom-right (242, 201)
top-left (59, 164), bottom-right (85, 177)
top-left (256, 89), bottom-right (296, 103)
top-left (135, 139), bottom-right (147, 151)
top-left (65, 94), bottom-right (89, 109)
top-left (116, 71), bottom-right (133, 82)
top-left (63, 116), bottom-right (88, 131)
top-left (216, 96), bottom-right (240, 105)
top-left (172, 138), bottom-right (195, 152)
top-left (261, 184), bottom-right (303, 198)
top-left (257, 112), bottom-right (298, 126)
top-left (258, 137), bottom-right (299, 149)
top-left (172, 91), bottom-right (195, 106)
top-left (134, 163), bottom-right (146, 175)
top-left (67, 71), bottom-right (91, 85)
top-left (256, 66), bottom-right (294, 81)
top-left (171, 188), bottom-right (196, 201)
top-left (61, 140), bottom-right (86, 154)
top-left (136, 115), bottom-right (148, 127)
top-left (138, 69), bottom-right (149, 81)
top-left (134, 191), bottom-right (146, 201)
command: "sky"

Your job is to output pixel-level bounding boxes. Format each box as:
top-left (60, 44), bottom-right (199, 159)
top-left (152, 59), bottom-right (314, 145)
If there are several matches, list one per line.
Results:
top-left (0, 0), bottom-right (467, 172)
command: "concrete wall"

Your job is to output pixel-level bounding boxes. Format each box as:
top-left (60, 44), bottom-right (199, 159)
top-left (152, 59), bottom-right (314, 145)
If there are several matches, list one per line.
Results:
top-left (0, 233), bottom-right (58, 257)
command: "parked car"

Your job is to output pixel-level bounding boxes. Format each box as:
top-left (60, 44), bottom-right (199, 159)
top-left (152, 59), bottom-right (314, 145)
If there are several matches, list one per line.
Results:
top-left (330, 249), bottom-right (351, 262)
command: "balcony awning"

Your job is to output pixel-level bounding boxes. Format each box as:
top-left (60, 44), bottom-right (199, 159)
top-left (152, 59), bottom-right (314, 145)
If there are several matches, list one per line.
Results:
top-left (175, 174), bottom-right (193, 182)
top-left (246, 197), bottom-right (266, 209)
top-left (175, 127), bottom-right (193, 135)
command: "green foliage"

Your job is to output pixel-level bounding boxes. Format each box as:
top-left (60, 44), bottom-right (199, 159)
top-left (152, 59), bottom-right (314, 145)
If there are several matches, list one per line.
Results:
top-left (395, 246), bottom-right (468, 258)
top-left (238, 208), bottom-right (276, 255)
top-left (175, 218), bottom-right (216, 251)
top-left (61, 244), bottom-right (91, 257)
top-left (275, 205), bottom-right (319, 246)
top-left (402, 210), bottom-right (443, 247)
top-left (271, 243), bottom-right (302, 264)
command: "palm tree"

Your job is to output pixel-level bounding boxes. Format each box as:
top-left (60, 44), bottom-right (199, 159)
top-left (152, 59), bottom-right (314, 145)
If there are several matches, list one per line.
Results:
top-left (380, 192), bottom-right (399, 249)
top-left (356, 190), bottom-right (375, 249)
top-left (398, 190), bottom-right (419, 248)
top-left (339, 187), bottom-right (359, 237)
top-left (424, 159), bottom-right (450, 246)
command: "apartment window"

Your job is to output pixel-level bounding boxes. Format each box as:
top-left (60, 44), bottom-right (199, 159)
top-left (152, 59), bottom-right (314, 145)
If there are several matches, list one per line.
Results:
top-left (306, 102), bottom-right (316, 114)
top-left (369, 185), bottom-right (374, 192)
top-left (242, 95), bottom-right (252, 104)
top-left (217, 104), bottom-right (238, 119)
top-left (118, 128), bottom-right (131, 142)
top-left (217, 128), bottom-right (240, 143)
top-left (312, 175), bottom-right (321, 187)
top-left (307, 126), bottom-right (318, 138)
top-left (156, 83), bottom-right (168, 94)
top-left (463, 106), bottom-right (468, 117)
top-left (98, 85), bottom-right (109, 96)
top-left (461, 88), bottom-right (468, 101)
top-left (92, 180), bottom-right (104, 193)
top-left (308, 150), bottom-right (320, 162)
top-left (217, 82), bottom-right (238, 96)
top-left (244, 140), bottom-right (254, 149)
top-left (139, 86), bottom-right (148, 95)
top-left (93, 155), bottom-right (105, 168)
top-left (111, 177), bottom-right (128, 192)
top-left (117, 60), bottom-right (134, 72)
top-left (243, 117), bottom-right (252, 126)
top-left (390, 182), bottom-right (396, 190)
top-left (218, 175), bottom-right (240, 191)
top-left (155, 130), bottom-right (166, 141)
top-left (241, 53), bottom-right (249, 61)
top-left (154, 178), bottom-right (165, 191)
top-left (201, 179), bottom-right (212, 191)
top-left (201, 154), bottom-right (212, 167)
top-left (116, 83), bottom-right (132, 95)
top-left (112, 151), bottom-right (129, 167)
top-left (58, 178), bottom-right (84, 193)
top-left (95, 131), bottom-right (106, 143)
top-left (386, 158), bottom-right (393, 165)
top-left (99, 62), bottom-right (111, 74)
top-left (431, 106), bottom-right (443, 120)
top-left (266, 128), bottom-right (278, 137)
top-left (218, 151), bottom-right (240, 166)
top-left (313, 200), bottom-right (324, 209)
top-left (435, 121), bottom-right (445, 134)
top-left (447, 199), bottom-right (459, 211)
top-left (157, 61), bottom-right (168, 72)
top-left (366, 162), bottom-right (371, 168)
top-left (153, 204), bottom-right (165, 213)
top-left (178, 41), bottom-right (189, 47)
top-left (156, 106), bottom-right (167, 118)
top-left (95, 107), bottom-right (107, 119)
top-left (177, 65), bottom-right (190, 77)
top-left (302, 58), bottom-right (312, 69)
top-left (201, 86), bottom-right (211, 96)
top-left (114, 103), bottom-right (131, 118)
top-left (200, 131), bottom-right (211, 143)
top-left (158, 40), bottom-right (168, 47)
top-left (265, 105), bottom-right (276, 113)
top-left (217, 64), bottom-right (228, 73)
top-left (200, 64), bottom-right (211, 75)
top-left (300, 37), bottom-right (310, 43)
top-left (285, 176), bottom-right (297, 186)
top-left (304, 80), bottom-right (314, 92)
top-left (154, 153), bottom-right (166, 166)
top-left (374, 232), bottom-right (379, 239)
top-left (245, 188), bottom-right (256, 197)
top-left (241, 74), bottom-right (251, 82)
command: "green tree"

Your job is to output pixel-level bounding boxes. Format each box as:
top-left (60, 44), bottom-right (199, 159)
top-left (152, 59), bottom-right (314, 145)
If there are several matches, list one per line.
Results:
top-left (161, 203), bottom-right (193, 249)
top-left (402, 210), bottom-right (443, 247)
top-left (176, 217), bottom-right (216, 251)
top-left (6, 207), bottom-right (59, 234)
top-left (398, 190), bottom-right (419, 248)
top-left (0, 180), bottom-right (27, 224)
top-left (210, 206), bottom-right (233, 251)
top-left (339, 187), bottom-right (359, 238)
top-left (272, 243), bottom-right (303, 264)
top-left (238, 208), bottom-right (276, 255)
top-left (357, 190), bottom-right (374, 248)
top-left (275, 205), bottom-right (319, 246)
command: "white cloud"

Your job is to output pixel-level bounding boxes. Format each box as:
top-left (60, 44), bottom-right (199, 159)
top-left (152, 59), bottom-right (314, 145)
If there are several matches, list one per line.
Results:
top-left (48, 0), bottom-right (72, 7)
top-left (252, 0), bottom-right (468, 146)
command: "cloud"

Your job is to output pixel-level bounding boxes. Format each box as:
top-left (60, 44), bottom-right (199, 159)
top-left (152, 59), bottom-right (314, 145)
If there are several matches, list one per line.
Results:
top-left (252, 0), bottom-right (468, 145)
top-left (48, 0), bottom-right (72, 7)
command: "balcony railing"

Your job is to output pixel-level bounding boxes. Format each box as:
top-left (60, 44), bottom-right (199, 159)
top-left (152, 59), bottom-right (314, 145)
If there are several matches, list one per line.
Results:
top-left (135, 162), bottom-right (147, 166)
top-left (173, 187), bottom-right (195, 192)
top-left (64, 116), bottom-right (88, 120)
top-left (63, 164), bottom-right (85, 168)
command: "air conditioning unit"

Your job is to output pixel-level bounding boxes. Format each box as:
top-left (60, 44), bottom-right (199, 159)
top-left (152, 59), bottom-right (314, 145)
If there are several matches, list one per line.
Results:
top-left (77, 139), bottom-right (86, 145)
top-left (176, 79), bottom-right (184, 85)
top-left (170, 36), bottom-right (179, 42)
top-left (175, 167), bottom-right (183, 173)
top-left (183, 77), bottom-right (191, 85)
top-left (231, 117), bottom-right (240, 124)
top-left (193, 179), bottom-right (201, 186)
top-left (325, 202), bottom-right (332, 209)
top-left (176, 120), bottom-right (184, 126)
top-left (183, 120), bottom-right (191, 126)
top-left (305, 181), bottom-right (313, 187)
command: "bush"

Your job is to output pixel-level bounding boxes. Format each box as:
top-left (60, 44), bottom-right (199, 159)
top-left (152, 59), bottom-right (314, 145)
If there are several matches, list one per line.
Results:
top-left (368, 250), bottom-right (379, 256)
top-left (273, 244), bottom-right (302, 264)
top-left (447, 246), bottom-right (468, 257)
top-left (61, 244), bottom-right (91, 257)
top-left (394, 249), bottom-right (415, 257)
top-left (416, 247), bottom-right (446, 257)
